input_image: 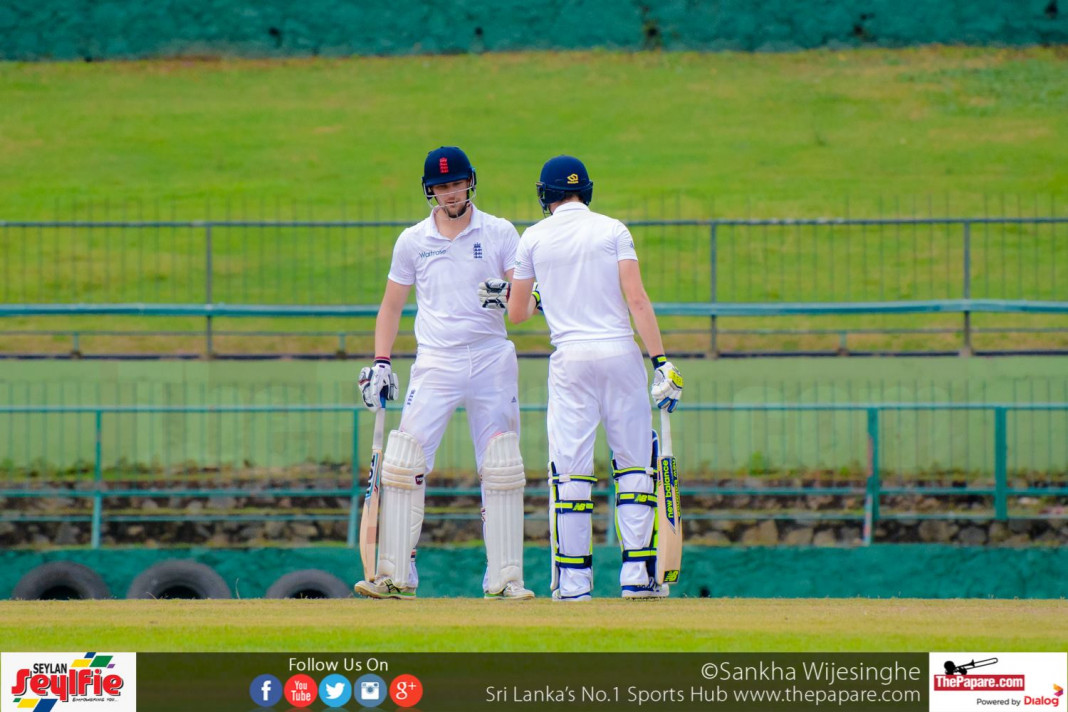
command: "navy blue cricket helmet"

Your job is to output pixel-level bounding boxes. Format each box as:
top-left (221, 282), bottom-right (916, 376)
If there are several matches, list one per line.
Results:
top-left (536, 155), bottom-right (594, 213)
top-left (422, 146), bottom-right (477, 202)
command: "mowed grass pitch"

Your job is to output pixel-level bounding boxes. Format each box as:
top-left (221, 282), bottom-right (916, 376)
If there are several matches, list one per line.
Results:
top-left (0, 599), bottom-right (1065, 652)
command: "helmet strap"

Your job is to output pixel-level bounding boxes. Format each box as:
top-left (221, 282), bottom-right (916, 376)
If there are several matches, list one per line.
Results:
top-left (442, 200), bottom-right (470, 219)
top-left (425, 179), bottom-right (475, 217)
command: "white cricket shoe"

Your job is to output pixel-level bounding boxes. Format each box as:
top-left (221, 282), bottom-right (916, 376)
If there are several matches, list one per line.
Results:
top-left (354, 576), bottom-right (416, 600)
top-left (485, 581), bottom-right (535, 600)
top-left (551, 589), bottom-right (592, 602)
top-left (622, 580), bottom-right (670, 600)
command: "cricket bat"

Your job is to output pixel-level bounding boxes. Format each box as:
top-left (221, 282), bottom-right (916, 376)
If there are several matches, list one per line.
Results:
top-left (358, 406), bottom-right (386, 581)
top-left (655, 409), bottom-right (682, 585)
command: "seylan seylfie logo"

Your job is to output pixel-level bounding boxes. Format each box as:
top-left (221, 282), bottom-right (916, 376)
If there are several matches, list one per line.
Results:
top-left (6, 652), bottom-right (134, 711)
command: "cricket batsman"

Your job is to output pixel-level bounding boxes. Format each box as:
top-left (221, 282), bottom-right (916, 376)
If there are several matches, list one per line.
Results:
top-left (354, 146), bottom-right (535, 600)
top-left (481, 155), bottom-right (683, 600)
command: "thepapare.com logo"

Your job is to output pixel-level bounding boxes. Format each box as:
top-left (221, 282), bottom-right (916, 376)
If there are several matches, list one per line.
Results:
top-left (2, 653), bottom-right (136, 711)
top-left (931, 653), bottom-right (1067, 712)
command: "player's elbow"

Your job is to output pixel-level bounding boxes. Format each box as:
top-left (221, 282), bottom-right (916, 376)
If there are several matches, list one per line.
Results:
top-left (508, 308), bottom-right (528, 325)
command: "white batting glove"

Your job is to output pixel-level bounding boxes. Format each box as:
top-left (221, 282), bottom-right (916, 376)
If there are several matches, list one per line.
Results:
top-left (478, 278), bottom-right (510, 310)
top-left (358, 358), bottom-right (399, 411)
top-left (650, 355), bottom-right (683, 412)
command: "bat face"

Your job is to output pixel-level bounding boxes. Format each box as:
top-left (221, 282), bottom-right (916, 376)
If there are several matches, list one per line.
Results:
top-left (359, 407), bottom-right (388, 582)
top-left (660, 455), bottom-right (679, 529)
top-left (366, 449), bottom-right (382, 498)
top-left (656, 451), bottom-right (682, 585)
top-left (359, 446), bottom-right (384, 581)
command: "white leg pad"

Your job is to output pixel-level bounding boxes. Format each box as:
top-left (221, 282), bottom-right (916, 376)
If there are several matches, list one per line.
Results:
top-left (616, 468), bottom-right (657, 587)
top-left (480, 432), bottom-right (526, 594)
top-left (377, 430), bottom-right (426, 588)
top-left (548, 469), bottom-right (559, 592)
top-left (554, 479), bottom-right (594, 599)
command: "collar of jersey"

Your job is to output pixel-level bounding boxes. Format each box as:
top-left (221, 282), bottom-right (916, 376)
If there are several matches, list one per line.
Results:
top-left (426, 203), bottom-right (483, 241)
top-left (553, 202), bottom-right (590, 215)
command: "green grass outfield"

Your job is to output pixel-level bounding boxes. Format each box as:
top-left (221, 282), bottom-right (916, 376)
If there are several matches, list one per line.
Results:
top-left (0, 599), bottom-right (1065, 651)
top-left (2, 47), bottom-right (1066, 217)
top-left (1, 47), bottom-right (1066, 354)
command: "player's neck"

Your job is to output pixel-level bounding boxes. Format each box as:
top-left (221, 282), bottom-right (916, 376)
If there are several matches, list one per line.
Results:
top-left (433, 204), bottom-right (473, 240)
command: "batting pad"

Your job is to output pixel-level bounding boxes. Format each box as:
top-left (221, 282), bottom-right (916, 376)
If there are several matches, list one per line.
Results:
top-left (615, 466), bottom-right (658, 588)
top-left (552, 479), bottom-right (594, 598)
top-left (480, 432), bottom-right (526, 594)
top-left (378, 430), bottom-right (426, 588)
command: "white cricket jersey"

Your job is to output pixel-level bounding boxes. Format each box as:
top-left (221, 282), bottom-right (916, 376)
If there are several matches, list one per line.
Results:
top-left (513, 202), bottom-right (638, 347)
top-left (388, 205), bottom-right (519, 349)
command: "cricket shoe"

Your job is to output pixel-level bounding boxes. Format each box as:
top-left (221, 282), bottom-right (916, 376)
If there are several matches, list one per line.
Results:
top-left (354, 576), bottom-right (416, 600)
top-left (485, 581), bottom-right (535, 600)
top-left (622, 580), bottom-right (670, 600)
top-left (551, 589), bottom-right (592, 602)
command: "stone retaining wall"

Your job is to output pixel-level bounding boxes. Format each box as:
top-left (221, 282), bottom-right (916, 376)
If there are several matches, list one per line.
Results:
top-left (4, 480), bottom-right (1065, 547)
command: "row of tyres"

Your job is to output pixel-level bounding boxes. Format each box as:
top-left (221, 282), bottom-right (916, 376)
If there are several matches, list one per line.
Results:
top-left (10, 560), bottom-right (353, 600)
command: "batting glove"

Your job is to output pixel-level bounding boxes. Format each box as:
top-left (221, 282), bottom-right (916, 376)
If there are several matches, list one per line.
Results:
top-left (478, 278), bottom-right (510, 310)
top-left (650, 355), bottom-right (683, 412)
top-left (358, 358), bottom-right (398, 411)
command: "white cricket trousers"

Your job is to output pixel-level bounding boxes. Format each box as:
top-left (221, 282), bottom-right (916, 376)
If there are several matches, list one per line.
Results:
top-left (399, 339), bottom-right (520, 473)
top-left (396, 339), bottom-right (521, 589)
top-left (547, 337), bottom-right (654, 598)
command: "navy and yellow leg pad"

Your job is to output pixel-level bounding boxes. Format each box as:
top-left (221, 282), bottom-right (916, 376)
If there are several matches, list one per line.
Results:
top-left (552, 474), bottom-right (598, 484)
top-left (611, 463), bottom-right (647, 481)
top-left (613, 459), bottom-right (658, 579)
top-left (554, 553), bottom-right (594, 569)
top-left (549, 461), bottom-right (597, 485)
top-left (616, 492), bottom-right (657, 507)
top-left (621, 547), bottom-right (657, 563)
top-left (552, 495), bottom-right (595, 569)
top-left (554, 498), bottom-right (595, 514)
top-left (549, 460), bottom-right (597, 593)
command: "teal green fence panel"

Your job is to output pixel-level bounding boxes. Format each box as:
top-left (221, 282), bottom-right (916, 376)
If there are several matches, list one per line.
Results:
top-left (2, 402), bottom-right (1066, 549)
top-left (2, 403), bottom-right (1066, 479)
top-left (3, 216), bottom-right (1066, 357)
top-left (2, 2), bottom-right (1066, 62)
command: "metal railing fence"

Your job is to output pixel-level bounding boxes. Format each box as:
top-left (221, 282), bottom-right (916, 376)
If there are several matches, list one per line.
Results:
top-left (2, 324), bottom-right (1067, 361)
top-left (1, 402), bottom-right (1065, 549)
top-left (1, 216), bottom-right (1066, 355)
top-left (2, 217), bottom-right (1065, 304)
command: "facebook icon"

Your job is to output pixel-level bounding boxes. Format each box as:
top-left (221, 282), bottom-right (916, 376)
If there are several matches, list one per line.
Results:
top-left (250, 674), bottom-right (283, 707)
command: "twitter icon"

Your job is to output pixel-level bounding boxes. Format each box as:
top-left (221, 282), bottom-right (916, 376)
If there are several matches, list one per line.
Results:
top-left (319, 674), bottom-right (352, 708)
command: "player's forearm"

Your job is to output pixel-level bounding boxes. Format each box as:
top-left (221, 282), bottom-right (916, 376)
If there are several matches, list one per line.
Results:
top-left (507, 279), bottom-right (536, 324)
top-left (629, 297), bottom-right (666, 358)
top-left (509, 297), bottom-right (538, 324)
top-left (507, 303), bottom-right (533, 324)
top-left (618, 260), bottom-right (664, 356)
top-left (374, 301), bottom-right (403, 358)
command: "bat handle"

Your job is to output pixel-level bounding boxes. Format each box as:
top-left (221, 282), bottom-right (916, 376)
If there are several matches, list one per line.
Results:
top-left (372, 404), bottom-right (386, 450)
top-left (659, 409), bottom-right (673, 457)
